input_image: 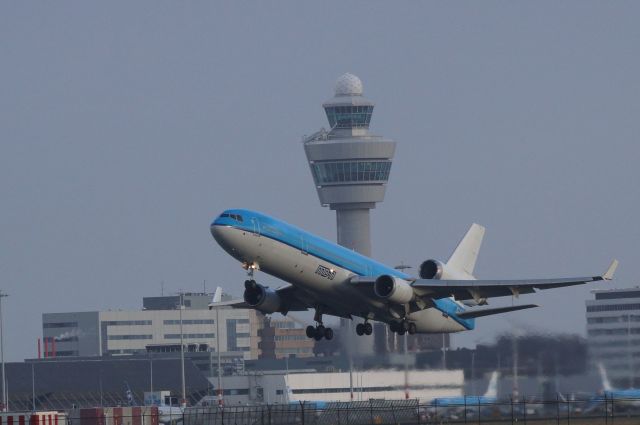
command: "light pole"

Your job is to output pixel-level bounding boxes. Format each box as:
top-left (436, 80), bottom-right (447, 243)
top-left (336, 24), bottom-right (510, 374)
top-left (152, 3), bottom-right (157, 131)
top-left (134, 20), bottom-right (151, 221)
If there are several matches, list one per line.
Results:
top-left (179, 293), bottom-right (186, 407)
top-left (215, 305), bottom-right (222, 406)
top-left (0, 291), bottom-right (8, 412)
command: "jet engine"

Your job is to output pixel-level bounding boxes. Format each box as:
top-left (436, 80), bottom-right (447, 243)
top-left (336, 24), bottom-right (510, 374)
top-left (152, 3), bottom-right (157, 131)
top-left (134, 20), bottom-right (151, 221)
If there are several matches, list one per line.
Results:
top-left (419, 259), bottom-right (471, 280)
top-left (374, 275), bottom-right (414, 304)
top-left (243, 280), bottom-right (281, 314)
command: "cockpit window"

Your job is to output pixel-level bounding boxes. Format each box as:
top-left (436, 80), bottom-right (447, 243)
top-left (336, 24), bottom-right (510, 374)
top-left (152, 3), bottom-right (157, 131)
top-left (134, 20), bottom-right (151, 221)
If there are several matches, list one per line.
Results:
top-left (221, 213), bottom-right (244, 223)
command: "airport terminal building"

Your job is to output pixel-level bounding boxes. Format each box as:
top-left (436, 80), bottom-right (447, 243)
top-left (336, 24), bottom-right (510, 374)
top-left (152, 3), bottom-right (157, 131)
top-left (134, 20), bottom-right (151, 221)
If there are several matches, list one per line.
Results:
top-left (586, 287), bottom-right (640, 387)
top-left (42, 293), bottom-right (263, 359)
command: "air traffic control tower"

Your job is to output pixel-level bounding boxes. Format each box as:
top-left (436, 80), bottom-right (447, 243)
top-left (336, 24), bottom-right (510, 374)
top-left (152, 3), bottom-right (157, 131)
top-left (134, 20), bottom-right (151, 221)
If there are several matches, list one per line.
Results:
top-left (303, 74), bottom-right (396, 354)
top-left (303, 73), bottom-right (396, 257)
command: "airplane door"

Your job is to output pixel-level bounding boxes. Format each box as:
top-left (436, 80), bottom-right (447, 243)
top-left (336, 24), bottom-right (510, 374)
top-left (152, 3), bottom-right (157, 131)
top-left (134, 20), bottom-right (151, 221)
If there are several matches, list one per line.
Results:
top-left (251, 218), bottom-right (261, 236)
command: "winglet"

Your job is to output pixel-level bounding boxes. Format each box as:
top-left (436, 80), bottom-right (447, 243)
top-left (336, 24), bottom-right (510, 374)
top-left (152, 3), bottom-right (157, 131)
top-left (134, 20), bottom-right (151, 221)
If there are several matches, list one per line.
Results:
top-left (602, 259), bottom-right (618, 281)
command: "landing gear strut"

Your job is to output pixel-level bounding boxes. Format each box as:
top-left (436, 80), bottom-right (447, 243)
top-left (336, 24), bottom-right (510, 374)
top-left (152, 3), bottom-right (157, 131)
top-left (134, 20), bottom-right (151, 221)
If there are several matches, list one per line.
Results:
top-left (305, 309), bottom-right (333, 341)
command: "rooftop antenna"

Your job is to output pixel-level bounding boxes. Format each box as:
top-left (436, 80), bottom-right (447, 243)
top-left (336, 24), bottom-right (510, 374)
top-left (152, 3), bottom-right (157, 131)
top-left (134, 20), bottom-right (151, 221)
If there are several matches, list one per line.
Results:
top-left (161, 281), bottom-right (165, 296)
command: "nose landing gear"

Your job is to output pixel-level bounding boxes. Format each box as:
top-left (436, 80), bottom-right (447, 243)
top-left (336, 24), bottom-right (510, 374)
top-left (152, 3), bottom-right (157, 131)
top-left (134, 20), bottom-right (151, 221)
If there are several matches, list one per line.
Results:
top-left (389, 320), bottom-right (416, 335)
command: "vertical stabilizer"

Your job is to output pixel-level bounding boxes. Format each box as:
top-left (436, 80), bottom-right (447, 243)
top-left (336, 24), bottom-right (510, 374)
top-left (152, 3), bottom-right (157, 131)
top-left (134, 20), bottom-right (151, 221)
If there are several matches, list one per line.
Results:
top-left (598, 363), bottom-right (613, 391)
top-left (447, 223), bottom-right (486, 277)
top-left (484, 371), bottom-right (499, 398)
top-left (212, 287), bottom-right (223, 303)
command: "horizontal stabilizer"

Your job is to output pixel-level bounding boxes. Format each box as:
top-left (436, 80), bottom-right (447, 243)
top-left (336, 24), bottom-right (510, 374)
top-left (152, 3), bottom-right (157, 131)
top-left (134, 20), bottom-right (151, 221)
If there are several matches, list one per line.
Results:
top-left (457, 304), bottom-right (538, 319)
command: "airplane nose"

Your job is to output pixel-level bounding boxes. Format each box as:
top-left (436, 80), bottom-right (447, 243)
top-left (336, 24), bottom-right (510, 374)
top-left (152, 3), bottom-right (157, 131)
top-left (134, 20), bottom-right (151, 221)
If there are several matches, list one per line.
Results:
top-left (210, 224), bottom-right (223, 242)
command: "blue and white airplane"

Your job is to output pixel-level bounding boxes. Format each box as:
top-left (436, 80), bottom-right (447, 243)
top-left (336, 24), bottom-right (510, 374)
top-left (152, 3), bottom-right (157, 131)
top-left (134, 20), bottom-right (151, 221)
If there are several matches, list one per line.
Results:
top-left (210, 209), bottom-right (617, 340)
top-left (431, 371), bottom-right (499, 408)
top-left (585, 363), bottom-right (640, 411)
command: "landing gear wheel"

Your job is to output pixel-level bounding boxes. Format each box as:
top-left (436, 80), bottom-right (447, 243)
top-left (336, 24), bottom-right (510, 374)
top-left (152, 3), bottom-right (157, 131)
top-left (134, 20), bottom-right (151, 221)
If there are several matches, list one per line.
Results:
top-left (401, 320), bottom-right (410, 332)
top-left (314, 325), bottom-right (324, 341)
top-left (306, 325), bottom-right (316, 339)
top-left (398, 327), bottom-right (406, 336)
top-left (408, 322), bottom-right (417, 335)
top-left (389, 322), bottom-right (399, 333)
top-left (364, 322), bottom-right (373, 335)
top-left (324, 327), bottom-right (334, 340)
top-left (355, 323), bottom-right (365, 336)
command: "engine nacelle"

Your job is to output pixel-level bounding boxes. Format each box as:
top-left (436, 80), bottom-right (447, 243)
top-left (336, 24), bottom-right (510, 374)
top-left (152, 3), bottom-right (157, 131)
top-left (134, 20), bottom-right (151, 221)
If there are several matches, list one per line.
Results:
top-left (419, 259), bottom-right (472, 280)
top-left (374, 275), bottom-right (414, 304)
top-left (243, 280), bottom-right (281, 314)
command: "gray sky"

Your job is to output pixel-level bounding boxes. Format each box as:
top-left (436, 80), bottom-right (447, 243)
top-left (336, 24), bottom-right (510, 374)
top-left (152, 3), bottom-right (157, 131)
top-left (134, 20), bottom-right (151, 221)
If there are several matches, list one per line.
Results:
top-left (1, 2), bottom-right (639, 361)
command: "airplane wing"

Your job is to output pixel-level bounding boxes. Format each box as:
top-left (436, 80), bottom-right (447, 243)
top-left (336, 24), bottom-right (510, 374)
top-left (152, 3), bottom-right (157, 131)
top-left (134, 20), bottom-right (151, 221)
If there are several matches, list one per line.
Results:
top-left (208, 284), bottom-right (312, 313)
top-left (411, 260), bottom-right (618, 303)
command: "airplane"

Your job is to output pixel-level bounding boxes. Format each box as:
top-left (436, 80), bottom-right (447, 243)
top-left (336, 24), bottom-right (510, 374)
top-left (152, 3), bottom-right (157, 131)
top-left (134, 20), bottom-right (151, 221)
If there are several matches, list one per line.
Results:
top-left (431, 371), bottom-right (499, 408)
top-left (584, 363), bottom-right (640, 411)
top-left (209, 209), bottom-right (617, 340)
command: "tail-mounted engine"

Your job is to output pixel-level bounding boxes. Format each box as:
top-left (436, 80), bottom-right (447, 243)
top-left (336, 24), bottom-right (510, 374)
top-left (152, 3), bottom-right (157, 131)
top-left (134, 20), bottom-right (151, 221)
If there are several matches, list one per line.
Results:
top-left (373, 275), bottom-right (414, 305)
top-left (243, 280), bottom-right (281, 314)
top-left (419, 259), bottom-right (472, 280)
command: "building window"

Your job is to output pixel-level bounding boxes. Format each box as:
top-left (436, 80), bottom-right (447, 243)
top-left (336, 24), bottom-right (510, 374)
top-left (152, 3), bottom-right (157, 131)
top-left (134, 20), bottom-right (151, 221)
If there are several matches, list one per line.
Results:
top-left (163, 319), bottom-right (215, 325)
top-left (54, 350), bottom-right (79, 356)
top-left (311, 161), bottom-right (392, 185)
top-left (227, 320), bottom-right (237, 351)
top-left (43, 322), bottom-right (78, 329)
top-left (108, 335), bottom-right (152, 340)
top-left (164, 333), bottom-right (215, 339)
top-left (587, 304), bottom-right (640, 312)
top-left (104, 320), bottom-right (152, 326)
top-left (324, 105), bottom-right (373, 128)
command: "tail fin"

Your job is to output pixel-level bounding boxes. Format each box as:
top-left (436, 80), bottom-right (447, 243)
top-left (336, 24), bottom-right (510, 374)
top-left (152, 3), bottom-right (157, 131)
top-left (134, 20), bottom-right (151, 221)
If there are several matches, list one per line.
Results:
top-left (598, 363), bottom-right (613, 391)
top-left (212, 287), bottom-right (223, 303)
top-left (484, 371), bottom-right (499, 398)
top-left (447, 223), bottom-right (486, 277)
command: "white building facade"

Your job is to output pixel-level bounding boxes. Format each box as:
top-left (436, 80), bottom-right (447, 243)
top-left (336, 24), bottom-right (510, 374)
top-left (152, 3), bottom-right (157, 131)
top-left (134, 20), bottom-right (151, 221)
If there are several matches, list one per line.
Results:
top-left (586, 287), bottom-right (640, 387)
top-left (42, 294), bottom-right (263, 360)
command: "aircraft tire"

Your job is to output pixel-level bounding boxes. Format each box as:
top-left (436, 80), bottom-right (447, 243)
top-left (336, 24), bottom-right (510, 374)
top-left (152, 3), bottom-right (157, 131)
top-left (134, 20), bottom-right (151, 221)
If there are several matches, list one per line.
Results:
top-left (389, 322), bottom-right (399, 333)
top-left (355, 323), bottom-right (365, 336)
top-left (364, 322), bottom-right (373, 335)
top-left (408, 322), bottom-right (417, 335)
top-left (324, 327), bottom-right (334, 340)
top-left (306, 325), bottom-right (315, 338)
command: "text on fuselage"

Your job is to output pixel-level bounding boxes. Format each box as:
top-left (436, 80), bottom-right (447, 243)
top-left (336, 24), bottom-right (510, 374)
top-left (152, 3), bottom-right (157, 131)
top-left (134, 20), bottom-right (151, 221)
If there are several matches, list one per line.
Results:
top-left (315, 264), bottom-right (336, 280)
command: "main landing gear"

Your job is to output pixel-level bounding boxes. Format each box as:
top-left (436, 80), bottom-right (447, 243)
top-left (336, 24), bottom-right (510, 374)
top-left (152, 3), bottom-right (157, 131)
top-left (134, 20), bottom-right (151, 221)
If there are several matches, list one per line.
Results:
top-left (389, 320), bottom-right (417, 336)
top-left (306, 310), bottom-right (333, 341)
top-left (355, 321), bottom-right (373, 336)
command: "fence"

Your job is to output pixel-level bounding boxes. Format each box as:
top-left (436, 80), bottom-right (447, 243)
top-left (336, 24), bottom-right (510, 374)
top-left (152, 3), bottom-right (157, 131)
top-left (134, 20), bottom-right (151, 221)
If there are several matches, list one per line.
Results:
top-left (26, 396), bottom-right (640, 425)
top-left (182, 397), bottom-right (640, 425)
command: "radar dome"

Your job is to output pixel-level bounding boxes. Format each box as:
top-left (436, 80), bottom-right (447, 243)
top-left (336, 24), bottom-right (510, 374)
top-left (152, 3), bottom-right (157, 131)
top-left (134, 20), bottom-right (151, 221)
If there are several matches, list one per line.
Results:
top-left (335, 73), bottom-right (363, 96)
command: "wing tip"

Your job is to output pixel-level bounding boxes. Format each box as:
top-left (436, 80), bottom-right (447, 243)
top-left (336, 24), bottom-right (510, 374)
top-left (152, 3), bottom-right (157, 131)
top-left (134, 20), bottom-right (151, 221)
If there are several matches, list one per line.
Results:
top-left (602, 259), bottom-right (619, 281)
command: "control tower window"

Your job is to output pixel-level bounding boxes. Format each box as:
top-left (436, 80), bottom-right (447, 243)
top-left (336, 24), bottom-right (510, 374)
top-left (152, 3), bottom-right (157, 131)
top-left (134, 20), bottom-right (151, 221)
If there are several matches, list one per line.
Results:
top-left (325, 106), bottom-right (373, 129)
top-left (311, 160), bottom-right (391, 184)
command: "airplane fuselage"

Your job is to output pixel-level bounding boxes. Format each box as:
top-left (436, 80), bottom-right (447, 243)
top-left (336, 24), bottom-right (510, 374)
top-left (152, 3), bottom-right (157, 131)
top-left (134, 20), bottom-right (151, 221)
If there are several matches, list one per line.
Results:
top-left (211, 209), bottom-right (473, 333)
